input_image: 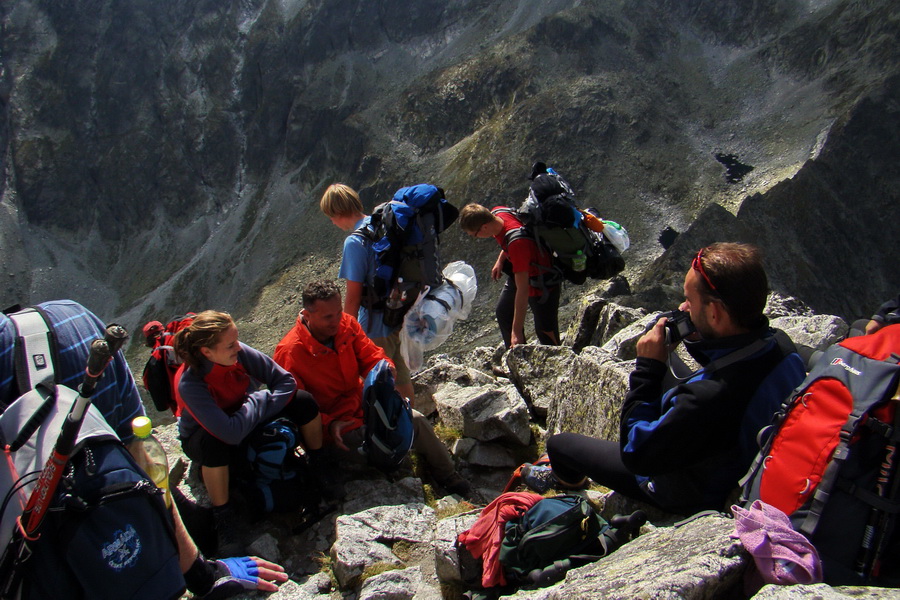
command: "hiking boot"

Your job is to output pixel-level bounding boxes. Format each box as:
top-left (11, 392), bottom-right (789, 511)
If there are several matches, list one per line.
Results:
top-left (307, 450), bottom-right (344, 501)
top-left (212, 504), bottom-right (244, 557)
top-left (520, 464), bottom-right (560, 494)
top-left (438, 472), bottom-right (473, 499)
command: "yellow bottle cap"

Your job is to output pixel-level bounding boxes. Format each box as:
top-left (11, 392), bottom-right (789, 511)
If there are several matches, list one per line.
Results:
top-left (132, 416), bottom-right (153, 438)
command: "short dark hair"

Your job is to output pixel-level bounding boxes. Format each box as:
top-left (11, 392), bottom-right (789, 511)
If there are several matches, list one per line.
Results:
top-left (694, 242), bottom-right (768, 329)
top-left (302, 280), bottom-right (341, 309)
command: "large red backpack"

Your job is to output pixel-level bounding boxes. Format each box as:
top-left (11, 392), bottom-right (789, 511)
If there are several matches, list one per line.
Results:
top-left (741, 324), bottom-right (900, 585)
top-left (141, 313), bottom-right (195, 415)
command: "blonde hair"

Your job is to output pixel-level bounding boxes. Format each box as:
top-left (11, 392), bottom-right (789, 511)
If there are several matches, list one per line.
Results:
top-left (172, 310), bottom-right (235, 370)
top-left (458, 203), bottom-right (496, 233)
top-left (320, 183), bottom-right (364, 218)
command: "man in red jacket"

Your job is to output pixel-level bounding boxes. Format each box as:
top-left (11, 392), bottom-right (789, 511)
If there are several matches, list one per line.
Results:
top-left (273, 279), bottom-right (471, 498)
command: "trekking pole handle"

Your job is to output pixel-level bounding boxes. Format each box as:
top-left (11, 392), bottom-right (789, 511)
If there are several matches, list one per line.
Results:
top-left (76, 324), bottom-right (127, 400)
top-left (62, 324), bottom-right (128, 451)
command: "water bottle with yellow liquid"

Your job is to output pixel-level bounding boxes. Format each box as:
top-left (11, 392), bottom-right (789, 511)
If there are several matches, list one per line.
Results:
top-left (131, 416), bottom-right (172, 508)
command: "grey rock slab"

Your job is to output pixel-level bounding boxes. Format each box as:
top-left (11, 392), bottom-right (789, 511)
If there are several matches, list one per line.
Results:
top-left (505, 513), bottom-right (745, 599)
top-left (752, 583), bottom-right (900, 599)
top-left (771, 314), bottom-right (849, 351)
top-left (465, 441), bottom-right (518, 468)
top-left (546, 353), bottom-right (632, 442)
top-left (331, 503), bottom-right (436, 589)
top-left (600, 312), bottom-right (661, 362)
top-left (341, 476), bottom-right (426, 514)
top-left (506, 344), bottom-right (579, 419)
top-left (434, 383), bottom-right (531, 445)
top-left (358, 566), bottom-right (442, 600)
top-left (247, 532), bottom-right (281, 563)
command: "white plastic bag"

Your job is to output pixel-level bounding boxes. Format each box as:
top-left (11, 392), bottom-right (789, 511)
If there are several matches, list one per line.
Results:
top-left (400, 261), bottom-right (477, 372)
top-left (602, 220), bottom-right (630, 253)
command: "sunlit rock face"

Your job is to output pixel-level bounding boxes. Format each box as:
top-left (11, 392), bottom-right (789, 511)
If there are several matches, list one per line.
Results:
top-left (1, 0), bottom-right (897, 346)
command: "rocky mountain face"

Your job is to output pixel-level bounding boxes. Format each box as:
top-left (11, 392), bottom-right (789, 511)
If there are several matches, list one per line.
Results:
top-left (1, 0), bottom-right (898, 352)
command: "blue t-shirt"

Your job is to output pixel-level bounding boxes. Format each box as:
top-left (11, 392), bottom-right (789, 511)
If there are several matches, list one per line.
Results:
top-left (0, 300), bottom-right (145, 444)
top-left (338, 216), bottom-right (395, 339)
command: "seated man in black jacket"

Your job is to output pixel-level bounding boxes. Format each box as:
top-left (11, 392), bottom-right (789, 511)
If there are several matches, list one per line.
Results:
top-left (525, 243), bottom-right (807, 515)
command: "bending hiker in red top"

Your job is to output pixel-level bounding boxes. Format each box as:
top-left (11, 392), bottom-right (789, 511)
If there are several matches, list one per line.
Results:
top-left (460, 203), bottom-right (560, 348)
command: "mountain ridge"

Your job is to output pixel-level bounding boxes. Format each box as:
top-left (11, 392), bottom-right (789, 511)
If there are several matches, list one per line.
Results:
top-left (1, 0), bottom-right (897, 354)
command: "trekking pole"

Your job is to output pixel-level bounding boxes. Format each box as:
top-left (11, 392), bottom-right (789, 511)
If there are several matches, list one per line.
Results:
top-left (0, 324), bottom-right (127, 597)
top-left (866, 380), bottom-right (900, 579)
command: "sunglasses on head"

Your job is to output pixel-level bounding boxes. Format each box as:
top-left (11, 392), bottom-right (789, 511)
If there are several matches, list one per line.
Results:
top-left (692, 248), bottom-right (718, 292)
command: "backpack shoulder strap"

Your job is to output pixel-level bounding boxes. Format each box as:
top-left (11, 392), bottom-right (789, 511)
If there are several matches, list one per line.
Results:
top-left (351, 223), bottom-right (376, 245)
top-left (493, 209), bottom-right (532, 247)
top-left (703, 337), bottom-right (771, 375)
top-left (8, 308), bottom-right (57, 395)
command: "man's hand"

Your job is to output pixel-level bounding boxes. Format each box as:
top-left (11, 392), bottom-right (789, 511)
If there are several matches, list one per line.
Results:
top-left (865, 319), bottom-right (884, 335)
top-left (491, 263), bottom-right (503, 281)
top-left (637, 317), bottom-right (670, 363)
top-left (329, 420), bottom-right (352, 451)
top-left (511, 329), bottom-right (527, 348)
top-left (203, 556), bottom-right (287, 599)
top-left (492, 251), bottom-right (507, 281)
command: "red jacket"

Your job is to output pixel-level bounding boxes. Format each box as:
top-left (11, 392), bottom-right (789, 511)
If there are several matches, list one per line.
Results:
top-left (273, 312), bottom-right (389, 439)
top-left (458, 492), bottom-right (544, 588)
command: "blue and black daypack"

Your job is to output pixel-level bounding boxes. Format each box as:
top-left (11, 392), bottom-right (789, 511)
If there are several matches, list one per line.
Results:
top-left (0, 307), bottom-right (182, 600)
top-left (361, 359), bottom-right (414, 471)
top-left (354, 184), bottom-right (459, 327)
top-left (458, 493), bottom-right (645, 591)
top-left (242, 418), bottom-right (310, 513)
top-left (502, 162), bottom-right (625, 294)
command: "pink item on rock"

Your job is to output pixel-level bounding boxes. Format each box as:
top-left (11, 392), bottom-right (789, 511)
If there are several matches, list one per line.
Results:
top-left (731, 499), bottom-right (823, 585)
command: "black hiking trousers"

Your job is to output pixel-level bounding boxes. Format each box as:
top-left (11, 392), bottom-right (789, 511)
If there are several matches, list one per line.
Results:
top-left (547, 432), bottom-right (660, 507)
top-left (496, 276), bottom-right (560, 348)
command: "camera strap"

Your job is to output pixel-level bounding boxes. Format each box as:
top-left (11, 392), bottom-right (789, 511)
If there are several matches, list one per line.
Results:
top-left (664, 350), bottom-right (695, 386)
top-left (667, 337), bottom-right (769, 384)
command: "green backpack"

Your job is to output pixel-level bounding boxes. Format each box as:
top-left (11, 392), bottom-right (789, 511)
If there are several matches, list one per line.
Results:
top-left (498, 494), bottom-right (642, 586)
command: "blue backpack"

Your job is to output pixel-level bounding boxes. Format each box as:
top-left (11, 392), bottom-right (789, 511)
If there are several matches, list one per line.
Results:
top-left (243, 418), bottom-right (309, 513)
top-left (354, 184), bottom-right (459, 327)
top-left (361, 360), bottom-right (414, 471)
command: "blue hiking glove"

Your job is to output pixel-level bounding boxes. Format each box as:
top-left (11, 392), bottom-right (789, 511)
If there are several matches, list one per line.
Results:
top-left (202, 557), bottom-right (259, 600)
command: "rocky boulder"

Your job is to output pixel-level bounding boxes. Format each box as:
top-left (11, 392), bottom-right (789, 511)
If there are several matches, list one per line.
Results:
top-left (413, 358), bottom-right (498, 417)
top-left (770, 314), bottom-right (849, 352)
top-left (331, 502), bottom-right (437, 589)
top-left (433, 383), bottom-right (532, 447)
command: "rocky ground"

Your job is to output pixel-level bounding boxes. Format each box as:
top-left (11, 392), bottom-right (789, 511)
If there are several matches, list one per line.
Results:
top-left (139, 291), bottom-right (898, 599)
